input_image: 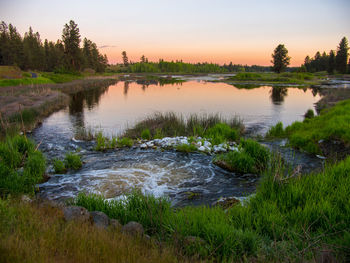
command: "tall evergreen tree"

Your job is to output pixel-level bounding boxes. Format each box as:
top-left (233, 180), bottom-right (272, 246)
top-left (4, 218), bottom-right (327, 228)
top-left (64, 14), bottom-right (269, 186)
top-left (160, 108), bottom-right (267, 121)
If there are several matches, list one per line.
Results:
top-left (62, 20), bottom-right (81, 71)
top-left (328, 50), bottom-right (336, 74)
top-left (271, 44), bottom-right (290, 73)
top-left (335, 37), bottom-right (349, 74)
top-left (122, 51), bottom-right (129, 66)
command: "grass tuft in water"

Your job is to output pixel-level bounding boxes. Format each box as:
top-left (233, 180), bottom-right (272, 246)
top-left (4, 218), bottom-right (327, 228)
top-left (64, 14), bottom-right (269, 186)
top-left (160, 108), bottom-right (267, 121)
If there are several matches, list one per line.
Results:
top-left (64, 152), bottom-right (82, 170)
top-left (176, 143), bottom-right (197, 153)
top-left (124, 112), bottom-right (244, 141)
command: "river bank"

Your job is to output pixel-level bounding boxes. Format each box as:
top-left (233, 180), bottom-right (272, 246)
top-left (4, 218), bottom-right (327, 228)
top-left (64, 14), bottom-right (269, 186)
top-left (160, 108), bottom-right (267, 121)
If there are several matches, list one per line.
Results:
top-left (0, 77), bottom-right (117, 135)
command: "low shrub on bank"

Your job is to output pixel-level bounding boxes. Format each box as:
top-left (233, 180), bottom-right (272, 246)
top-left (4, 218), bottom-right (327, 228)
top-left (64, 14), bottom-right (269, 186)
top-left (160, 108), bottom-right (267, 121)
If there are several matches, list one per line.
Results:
top-left (204, 123), bottom-right (239, 145)
top-left (266, 122), bottom-right (285, 138)
top-left (74, 156), bottom-right (350, 261)
top-left (0, 135), bottom-right (46, 195)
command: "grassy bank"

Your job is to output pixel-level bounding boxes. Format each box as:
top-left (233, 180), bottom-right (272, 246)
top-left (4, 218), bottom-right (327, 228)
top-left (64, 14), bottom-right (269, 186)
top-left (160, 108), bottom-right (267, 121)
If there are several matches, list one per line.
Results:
top-left (226, 72), bottom-right (324, 85)
top-left (266, 99), bottom-right (350, 158)
top-left (74, 156), bottom-right (350, 261)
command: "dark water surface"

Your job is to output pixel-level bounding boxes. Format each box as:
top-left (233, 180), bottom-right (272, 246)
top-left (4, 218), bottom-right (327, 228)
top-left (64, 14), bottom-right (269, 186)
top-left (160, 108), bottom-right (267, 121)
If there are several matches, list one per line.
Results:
top-left (34, 78), bottom-right (323, 206)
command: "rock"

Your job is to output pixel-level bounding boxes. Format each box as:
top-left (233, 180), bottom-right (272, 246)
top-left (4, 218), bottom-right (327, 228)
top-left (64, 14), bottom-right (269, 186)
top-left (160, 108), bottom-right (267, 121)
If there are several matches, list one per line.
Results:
top-left (63, 206), bottom-right (91, 222)
top-left (196, 141), bottom-right (202, 147)
top-left (122, 221), bottom-right (144, 236)
top-left (90, 211), bottom-right (110, 229)
top-left (212, 197), bottom-right (240, 209)
top-left (140, 143), bottom-right (147, 149)
top-left (316, 154), bottom-right (327, 160)
top-left (109, 218), bottom-right (122, 230)
top-left (144, 234), bottom-right (151, 241)
top-left (203, 141), bottom-right (211, 148)
top-left (213, 145), bottom-right (226, 153)
top-left (180, 138), bottom-right (188, 144)
top-left (229, 146), bottom-right (239, 152)
top-left (198, 146), bottom-right (206, 152)
top-left (146, 142), bottom-right (154, 147)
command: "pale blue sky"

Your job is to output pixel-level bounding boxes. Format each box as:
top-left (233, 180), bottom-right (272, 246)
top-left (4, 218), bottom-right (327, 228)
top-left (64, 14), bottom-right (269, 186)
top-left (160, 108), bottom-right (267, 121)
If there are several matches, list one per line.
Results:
top-left (1, 0), bottom-right (349, 65)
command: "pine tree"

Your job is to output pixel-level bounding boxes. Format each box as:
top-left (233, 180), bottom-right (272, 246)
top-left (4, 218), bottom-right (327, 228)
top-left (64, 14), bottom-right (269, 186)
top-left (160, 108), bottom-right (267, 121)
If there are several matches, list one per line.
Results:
top-left (328, 50), bottom-right (336, 74)
top-left (122, 51), bottom-right (129, 66)
top-left (271, 44), bottom-right (290, 73)
top-left (62, 20), bottom-right (81, 71)
top-left (335, 37), bottom-right (349, 74)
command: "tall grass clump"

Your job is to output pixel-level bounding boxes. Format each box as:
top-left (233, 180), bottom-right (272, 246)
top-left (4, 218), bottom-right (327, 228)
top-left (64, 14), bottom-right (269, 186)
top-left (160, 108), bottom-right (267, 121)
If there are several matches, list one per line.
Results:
top-left (64, 152), bottom-right (82, 170)
top-left (94, 131), bottom-right (133, 151)
top-left (123, 112), bottom-right (244, 140)
top-left (0, 135), bottom-right (46, 195)
top-left (204, 123), bottom-right (239, 144)
top-left (214, 139), bottom-right (270, 174)
top-left (141, 129), bottom-right (151, 140)
top-left (266, 122), bottom-right (285, 138)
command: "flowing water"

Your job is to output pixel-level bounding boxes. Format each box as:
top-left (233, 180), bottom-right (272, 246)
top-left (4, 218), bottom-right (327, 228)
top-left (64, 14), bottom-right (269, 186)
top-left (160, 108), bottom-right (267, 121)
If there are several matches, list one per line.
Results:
top-left (33, 76), bottom-right (324, 206)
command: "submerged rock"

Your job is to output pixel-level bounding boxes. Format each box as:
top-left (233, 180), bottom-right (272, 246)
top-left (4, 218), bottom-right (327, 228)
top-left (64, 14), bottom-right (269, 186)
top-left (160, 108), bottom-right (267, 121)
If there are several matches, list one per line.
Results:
top-left (110, 219), bottom-right (122, 230)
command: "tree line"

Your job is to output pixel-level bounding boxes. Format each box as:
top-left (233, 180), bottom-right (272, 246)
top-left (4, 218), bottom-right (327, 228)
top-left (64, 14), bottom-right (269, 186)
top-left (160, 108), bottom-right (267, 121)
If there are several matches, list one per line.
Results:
top-left (112, 52), bottom-right (272, 73)
top-left (303, 37), bottom-right (349, 74)
top-left (0, 20), bottom-right (108, 73)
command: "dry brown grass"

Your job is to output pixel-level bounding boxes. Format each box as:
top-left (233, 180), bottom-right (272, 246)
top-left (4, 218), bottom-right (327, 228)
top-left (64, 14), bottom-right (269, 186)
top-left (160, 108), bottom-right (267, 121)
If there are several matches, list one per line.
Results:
top-left (0, 199), bottom-right (198, 263)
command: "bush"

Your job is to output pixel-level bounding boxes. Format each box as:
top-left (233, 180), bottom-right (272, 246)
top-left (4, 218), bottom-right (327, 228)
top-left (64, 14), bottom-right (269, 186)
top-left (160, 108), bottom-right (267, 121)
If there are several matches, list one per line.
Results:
top-left (141, 129), bottom-right (151, 140)
top-left (53, 159), bottom-right (66, 174)
top-left (64, 153), bottom-right (82, 170)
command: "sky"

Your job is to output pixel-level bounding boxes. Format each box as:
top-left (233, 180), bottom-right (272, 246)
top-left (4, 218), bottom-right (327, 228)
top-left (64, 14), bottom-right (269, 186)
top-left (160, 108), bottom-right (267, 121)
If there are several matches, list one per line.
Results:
top-left (1, 0), bottom-right (349, 66)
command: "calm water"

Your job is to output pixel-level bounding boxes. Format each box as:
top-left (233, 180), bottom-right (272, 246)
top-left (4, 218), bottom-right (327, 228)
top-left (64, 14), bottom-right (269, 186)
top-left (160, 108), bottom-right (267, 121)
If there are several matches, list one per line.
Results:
top-left (41, 80), bottom-right (321, 137)
top-left (34, 78), bottom-right (323, 205)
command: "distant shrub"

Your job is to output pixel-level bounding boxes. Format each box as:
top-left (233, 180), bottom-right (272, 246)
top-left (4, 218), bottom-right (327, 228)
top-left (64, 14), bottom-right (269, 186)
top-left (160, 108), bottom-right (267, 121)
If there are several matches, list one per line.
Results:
top-left (64, 152), bottom-right (82, 170)
top-left (141, 129), bottom-right (151, 140)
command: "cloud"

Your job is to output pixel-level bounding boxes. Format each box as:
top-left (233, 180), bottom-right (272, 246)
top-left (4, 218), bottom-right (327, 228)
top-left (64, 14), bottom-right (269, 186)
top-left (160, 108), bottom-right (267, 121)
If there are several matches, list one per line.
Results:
top-left (99, 45), bottom-right (117, 49)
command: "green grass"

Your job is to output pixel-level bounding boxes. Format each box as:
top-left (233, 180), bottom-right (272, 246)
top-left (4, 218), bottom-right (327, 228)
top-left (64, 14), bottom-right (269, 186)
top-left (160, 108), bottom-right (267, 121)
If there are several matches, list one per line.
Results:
top-left (117, 137), bottom-right (133, 148)
top-left (53, 159), bottom-right (67, 174)
top-left (204, 123), bottom-right (239, 145)
top-left (64, 152), bottom-right (82, 170)
top-left (74, 156), bottom-right (350, 261)
top-left (0, 76), bottom-right (54, 87)
top-left (266, 99), bottom-right (350, 155)
top-left (0, 72), bottom-right (82, 87)
top-left (213, 139), bottom-right (270, 174)
top-left (228, 72), bottom-right (319, 85)
top-left (94, 132), bottom-right (133, 151)
top-left (141, 129), bottom-right (151, 140)
top-left (123, 112), bottom-right (244, 140)
top-left (304, 109), bottom-right (315, 119)
top-left (176, 143), bottom-right (197, 153)
top-left (0, 135), bottom-right (46, 195)
top-left (266, 121), bottom-right (285, 138)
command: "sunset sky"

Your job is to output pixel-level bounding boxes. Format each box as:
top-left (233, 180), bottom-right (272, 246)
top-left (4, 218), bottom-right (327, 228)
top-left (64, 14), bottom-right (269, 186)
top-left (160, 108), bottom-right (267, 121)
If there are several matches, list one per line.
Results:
top-left (1, 0), bottom-right (349, 66)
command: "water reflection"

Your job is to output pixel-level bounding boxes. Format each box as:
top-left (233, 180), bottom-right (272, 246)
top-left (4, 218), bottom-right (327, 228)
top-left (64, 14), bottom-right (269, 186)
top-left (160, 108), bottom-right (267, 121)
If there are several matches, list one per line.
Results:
top-left (270, 87), bottom-right (288, 105)
top-left (61, 80), bottom-right (321, 136)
